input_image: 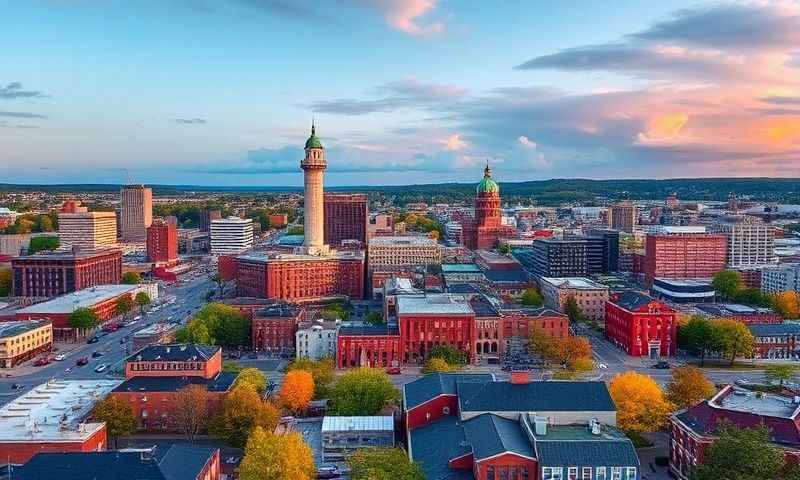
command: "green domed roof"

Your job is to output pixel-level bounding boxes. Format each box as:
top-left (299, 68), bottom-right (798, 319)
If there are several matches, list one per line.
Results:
top-left (477, 164), bottom-right (499, 194)
top-left (305, 122), bottom-right (323, 149)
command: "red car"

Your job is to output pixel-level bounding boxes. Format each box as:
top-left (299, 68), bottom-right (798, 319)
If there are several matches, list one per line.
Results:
top-left (386, 367), bottom-right (402, 375)
top-left (102, 323), bottom-right (119, 332)
top-left (76, 357), bottom-right (89, 366)
top-left (33, 357), bottom-right (50, 367)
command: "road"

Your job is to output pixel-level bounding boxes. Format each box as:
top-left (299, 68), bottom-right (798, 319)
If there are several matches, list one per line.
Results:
top-left (0, 275), bottom-right (214, 404)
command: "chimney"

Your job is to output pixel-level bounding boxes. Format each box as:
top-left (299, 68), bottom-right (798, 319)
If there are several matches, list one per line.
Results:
top-left (510, 370), bottom-right (530, 385)
top-left (534, 415), bottom-right (547, 436)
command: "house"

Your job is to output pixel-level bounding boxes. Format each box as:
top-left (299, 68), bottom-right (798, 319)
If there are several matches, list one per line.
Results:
top-left (605, 291), bottom-right (677, 358)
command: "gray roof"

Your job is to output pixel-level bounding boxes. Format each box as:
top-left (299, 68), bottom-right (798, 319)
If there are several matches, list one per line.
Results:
top-left (0, 319), bottom-right (51, 338)
top-left (611, 290), bottom-right (656, 311)
top-left (748, 323), bottom-right (800, 337)
top-left (159, 444), bottom-right (218, 480)
top-left (127, 344), bottom-right (219, 362)
top-left (534, 426), bottom-right (639, 468)
top-left (403, 373), bottom-right (494, 410)
top-left (483, 269), bottom-right (529, 283)
top-left (458, 381), bottom-right (616, 413)
top-left (463, 413), bottom-right (534, 461)
top-left (409, 415), bottom-right (473, 480)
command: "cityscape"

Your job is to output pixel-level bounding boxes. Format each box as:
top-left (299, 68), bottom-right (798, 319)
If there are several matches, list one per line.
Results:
top-left (2, 2), bottom-right (800, 480)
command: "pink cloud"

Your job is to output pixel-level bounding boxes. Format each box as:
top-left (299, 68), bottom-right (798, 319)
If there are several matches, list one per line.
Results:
top-left (358, 0), bottom-right (444, 35)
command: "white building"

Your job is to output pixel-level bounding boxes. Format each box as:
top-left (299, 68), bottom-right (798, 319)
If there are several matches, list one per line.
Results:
top-left (58, 211), bottom-right (118, 252)
top-left (295, 319), bottom-right (339, 361)
top-left (712, 218), bottom-right (775, 267)
top-left (761, 264), bottom-right (800, 294)
top-left (367, 235), bottom-right (441, 273)
top-left (210, 216), bottom-right (254, 255)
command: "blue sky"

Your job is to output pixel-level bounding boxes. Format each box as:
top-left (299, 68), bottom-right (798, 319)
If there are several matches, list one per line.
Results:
top-left (2, 1), bottom-right (800, 186)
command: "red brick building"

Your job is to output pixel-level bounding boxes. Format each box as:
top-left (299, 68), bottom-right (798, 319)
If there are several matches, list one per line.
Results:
top-left (337, 325), bottom-right (401, 369)
top-left (269, 213), bottom-right (288, 228)
top-left (235, 252), bottom-right (364, 302)
top-left (397, 295), bottom-right (477, 364)
top-left (112, 344), bottom-right (237, 431)
top-left (324, 193), bottom-right (368, 246)
top-left (146, 218), bottom-right (178, 266)
top-left (748, 323), bottom-right (800, 359)
top-left (251, 303), bottom-right (303, 354)
top-left (461, 166), bottom-right (517, 250)
top-left (605, 291), bottom-right (678, 358)
top-left (644, 229), bottom-right (727, 286)
top-left (11, 248), bottom-right (122, 298)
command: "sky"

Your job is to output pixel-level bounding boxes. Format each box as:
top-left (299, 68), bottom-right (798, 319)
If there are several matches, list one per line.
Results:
top-left (2, 0), bottom-right (800, 186)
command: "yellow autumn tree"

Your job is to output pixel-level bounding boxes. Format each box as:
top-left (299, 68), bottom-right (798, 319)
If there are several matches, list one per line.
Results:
top-left (422, 357), bottom-right (451, 373)
top-left (279, 370), bottom-right (315, 415)
top-left (609, 371), bottom-right (674, 433)
top-left (239, 427), bottom-right (315, 480)
top-left (772, 291), bottom-right (800, 319)
top-left (666, 366), bottom-right (716, 410)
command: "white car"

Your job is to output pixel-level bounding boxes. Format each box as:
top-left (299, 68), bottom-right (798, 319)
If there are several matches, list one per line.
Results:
top-left (54, 354), bottom-right (66, 361)
top-left (94, 364), bottom-right (108, 373)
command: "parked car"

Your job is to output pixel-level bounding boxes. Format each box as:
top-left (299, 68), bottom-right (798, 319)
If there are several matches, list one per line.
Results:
top-left (92, 351), bottom-right (104, 358)
top-left (386, 367), bottom-right (402, 375)
top-left (94, 363), bottom-right (108, 373)
top-left (87, 336), bottom-right (100, 344)
top-left (652, 361), bottom-right (671, 369)
top-left (54, 353), bottom-right (66, 361)
top-left (76, 357), bottom-right (89, 366)
top-left (33, 357), bottom-right (50, 367)
top-left (11, 383), bottom-right (24, 390)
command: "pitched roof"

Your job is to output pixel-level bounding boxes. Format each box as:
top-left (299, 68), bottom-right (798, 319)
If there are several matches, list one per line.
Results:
top-left (463, 413), bottom-right (534, 461)
top-left (483, 269), bottom-right (529, 283)
top-left (127, 344), bottom-right (219, 363)
top-left (159, 444), bottom-right (218, 480)
top-left (403, 373), bottom-right (494, 410)
top-left (534, 425), bottom-right (639, 468)
top-left (748, 323), bottom-right (800, 337)
top-left (113, 372), bottom-right (237, 393)
top-left (611, 290), bottom-right (656, 312)
top-left (458, 381), bottom-right (615, 413)
top-left (409, 415), bottom-right (473, 480)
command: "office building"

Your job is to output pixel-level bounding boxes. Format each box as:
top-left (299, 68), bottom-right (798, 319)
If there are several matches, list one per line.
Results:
top-left (605, 291), bottom-right (677, 358)
top-left (711, 217), bottom-right (775, 267)
top-left (120, 185), bottom-right (153, 242)
top-left (146, 218), bottom-right (178, 266)
top-left (650, 278), bottom-right (715, 303)
top-left (11, 248), bottom-right (122, 298)
top-left (324, 193), bottom-right (368, 246)
top-left (761, 263), bottom-right (800, 294)
top-left (367, 236), bottom-right (441, 275)
top-left (609, 201), bottom-right (637, 233)
top-left (0, 319), bottom-right (52, 368)
top-left (585, 228), bottom-right (620, 273)
top-left (539, 277), bottom-right (610, 322)
top-left (643, 227), bottom-right (727, 287)
top-left (525, 238), bottom-right (588, 278)
top-left (199, 209), bottom-right (222, 232)
top-left (397, 294), bottom-right (476, 364)
top-left (210, 216), bottom-right (253, 255)
top-left (58, 200), bottom-right (117, 252)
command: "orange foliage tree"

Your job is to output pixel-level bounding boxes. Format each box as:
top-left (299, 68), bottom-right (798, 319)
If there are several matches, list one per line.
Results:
top-left (279, 370), bottom-right (315, 414)
top-left (666, 366), bottom-right (716, 410)
top-left (772, 291), bottom-right (800, 319)
top-left (609, 371), bottom-right (675, 433)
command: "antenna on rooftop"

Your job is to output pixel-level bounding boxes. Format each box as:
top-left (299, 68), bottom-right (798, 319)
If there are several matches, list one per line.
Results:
top-left (123, 168), bottom-right (134, 185)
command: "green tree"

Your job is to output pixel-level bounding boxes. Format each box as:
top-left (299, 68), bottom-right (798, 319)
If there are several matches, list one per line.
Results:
top-left (428, 345), bottom-right (468, 366)
top-left (734, 287), bottom-right (771, 307)
top-left (498, 243), bottom-right (511, 255)
top-left (692, 424), bottom-right (785, 480)
top-left (239, 427), bottom-right (315, 480)
top-left (320, 302), bottom-right (350, 321)
top-left (0, 268), bottom-right (11, 297)
top-left (364, 311), bottom-right (384, 325)
top-left (713, 319), bottom-right (755, 366)
top-left (287, 225), bottom-right (304, 235)
top-left (563, 295), bottom-right (584, 323)
top-left (134, 291), bottom-right (151, 313)
top-left (175, 319), bottom-right (212, 344)
top-left (520, 287), bottom-right (544, 307)
top-left (114, 296), bottom-right (133, 319)
top-left (68, 307), bottom-right (100, 331)
top-left (764, 364), bottom-right (797, 388)
top-left (712, 270), bottom-right (744, 300)
top-left (92, 396), bottom-right (137, 448)
top-left (678, 315), bottom-right (717, 367)
top-left (235, 368), bottom-right (267, 394)
top-left (175, 302), bottom-right (250, 347)
top-left (121, 271), bottom-right (141, 284)
top-left (27, 235), bottom-right (59, 254)
top-left (347, 448), bottom-right (425, 480)
top-left (422, 357), bottom-right (452, 373)
top-left (328, 368), bottom-right (400, 415)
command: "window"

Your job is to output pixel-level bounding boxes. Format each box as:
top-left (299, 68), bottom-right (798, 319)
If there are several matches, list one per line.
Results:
top-left (543, 467), bottom-right (563, 480)
top-left (568, 467), bottom-right (578, 480)
top-left (625, 467), bottom-right (636, 480)
top-left (582, 467), bottom-right (592, 480)
top-left (487, 466), bottom-right (496, 480)
top-left (596, 467), bottom-right (606, 480)
top-left (611, 467), bottom-right (621, 480)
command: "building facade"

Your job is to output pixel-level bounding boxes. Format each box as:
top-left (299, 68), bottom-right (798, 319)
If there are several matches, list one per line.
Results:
top-left (539, 277), bottom-right (610, 322)
top-left (120, 185), bottom-right (153, 242)
top-left (367, 236), bottom-right (441, 275)
top-left (525, 238), bottom-right (589, 278)
top-left (397, 294), bottom-right (476, 364)
top-left (295, 320), bottom-right (338, 360)
top-left (210, 217), bottom-right (253, 255)
top-left (58, 201), bottom-right (117, 252)
top-left (301, 123), bottom-right (329, 256)
top-left (251, 303), bottom-right (303, 354)
top-left (644, 229), bottom-right (727, 286)
top-left (324, 193), bottom-right (368, 246)
top-left (11, 248), bottom-right (123, 298)
top-left (336, 325), bottom-right (401, 369)
top-left (609, 202), bottom-right (637, 233)
top-left (748, 323), bottom-right (800, 359)
top-left (761, 263), bottom-right (800, 294)
top-left (0, 320), bottom-right (52, 368)
top-left (146, 218), bottom-right (179, 266)
top-left (461, 166), bottom-right (517, 250)
top-left (712, 218), bottom-right (775, 267)
top-left (605, 291), bottom-right (677, 358)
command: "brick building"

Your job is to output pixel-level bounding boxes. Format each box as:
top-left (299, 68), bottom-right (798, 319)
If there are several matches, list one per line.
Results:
top-left (605, 291), bottom-right (677, 358)
top-left (397, 294), bottom-right (476, 364)
top-left (461, 165), bottom-right (517, 250)
top-left (234, 251), bottom-right (364, 302)
top-left (251, 303), bottom-right (304, 355)
top-left (112, 344), bottom-right (236, 431)
top-left (336, 325), bottom-right (401, 369)
top-left (0, 320), bottom-right (52, 368)
top-left (324, 193), bottom-right (368, 246)
top-left (405, 373), bottom-right (640, 480)
top-left (539, 277), bottom-right (610, 322)
top-left (670, 385), bottom-right (800, 480)
top-left (11, 248), bottom-right (122, 298)
top-left (608, 201), bottom-right (638, 233)
top-left (146, 218), bottom-right (178, 266)
top-left (643, 227), bottom-right (727, 287)
top-left (747, 323), bottom-right (800, 359)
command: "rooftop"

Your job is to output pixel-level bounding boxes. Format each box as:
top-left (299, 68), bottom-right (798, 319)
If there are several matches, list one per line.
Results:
top-left (368, 236), bottom-right (438, 247)
top-left (397, 294), bottom-right (474, 316)
top-left (533, 423), bottom-right (640, 468)
top-left (128, 344), bottom-right (219, 362)
top-left (17, 284), bottom-right (138, 314)
top-left (403, 373), bottom-right (494, 410)
top-left (338, 325), bottom-right (400, 336)
top-left (321, 416), bottom-right (394, 433)
top-left (237, 250), bottom-right (364, 263)
top-left (540, 277), bottom-right (607, 290)
top-left (712, 387), bottom-right (800, 419)
top-left (13, 247), bottom-right (121, 261)
top-left (483, 269), bottom-right (529, 283)
top-left (748, 323), bottom-right (800, 337)
top-left (113, 372), bottom-right (238, 393)
top-left (409, 415), bottom-right (472, 480)
top-left (441, 263), bottom-right (482, 273)
top-left (0, 379), bottom-right (122, 442)
top-left (254, 303), bottom-right (302, 318)
top-left (645, 225), bottom-right (708, 235)
top-left (463, 413), bottom-right (533, 461)
top-left (653, 278), bottom-right (713, 287)
top-left (458, 380), bottom-right (616, 413)
top-left (0, 319), bottom-right (51, 338)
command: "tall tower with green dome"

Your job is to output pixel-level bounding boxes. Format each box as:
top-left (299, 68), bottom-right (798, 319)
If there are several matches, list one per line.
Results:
top-left (475, 163), bottom-right (502, 230)
top-left (300, 121), bottom-right (329, 255)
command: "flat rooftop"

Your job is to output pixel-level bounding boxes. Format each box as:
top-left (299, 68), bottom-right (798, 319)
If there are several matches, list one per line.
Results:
top-left (442, 263), bottom-right (482, 273)
top-left (237, 251), bottom-right (364, 263)
top-left (713, 388), bottom-right (800, 419)
top-left (368, 236), bottom-right (438, 247)
top-left (653, 278), bottom-right (712, 287)
top-left (13, 247), bottom-right (121, 261)
top-left (397, 294), bottom-right (473, 315)
top-left (540, 277), bottom-right (607, 290)
top-left (0, 319), bottom-right (51, 338)
top-left (17, 284), bottom-right (138, 314)
top-left (0, 379), bottom-right (122, 442)
top-left (321, 416), bottom-right (394, 433)
top-left (645, 226), bottom-right (708, 235)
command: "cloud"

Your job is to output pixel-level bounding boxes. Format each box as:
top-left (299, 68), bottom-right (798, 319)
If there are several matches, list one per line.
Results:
top-left (762, 96), bottom-right (800, 105)
top-left (311, 77), bottom-right (466, 115)
top-left (355, 0), bottom-right (444, 36)
top-left (517, 136), bottom-right (537, 149)
top-left (0, 82), bottom-right (46, 100)
top-left (172, 118), bottom-right (207, 124)
top-left (0, 121), bottom-right (39, 129)
top-left (442, 134), bottom-right (468, 151)
top-left (0, 111), bottom-right (46, 119)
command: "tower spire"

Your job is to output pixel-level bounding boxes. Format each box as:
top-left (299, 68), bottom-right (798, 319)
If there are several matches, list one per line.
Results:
top-left (311, 116), bottom-right (316, 136)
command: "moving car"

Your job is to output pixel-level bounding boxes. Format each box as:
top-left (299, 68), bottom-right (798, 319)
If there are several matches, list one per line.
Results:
top-left (652, 361), bottom-right (671, 369)
top-left (11, 383), bottom-right (24, 390)
top-left (87, 336), bottom-right (100, 344)
top-left (76, 357), bottom-right (89, 366)
top-left (94, 363), bottom-right (108, 373)
top-left (33, 357), bottom-right (51, 366)
top-left (54, 353), bottom-right (66, 361)
top-left (92, 351), bottom-right (104, 358)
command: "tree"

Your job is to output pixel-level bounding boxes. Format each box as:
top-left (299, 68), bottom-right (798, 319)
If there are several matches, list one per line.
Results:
top-left (286, 358), bottom-right (334, 399)
top-left (92, 396), bottom-right (136, 448)
top-left (529, 325), bottom-right (559, 367)
top-left (175, 319), bottom-right (212, 344)
top-left (121, 271), bottom-right (141, 284)
top-left (0, 268), bottom-right (11, 297)
top-left (176, 302), bottom-right (250, 347)
top-left (328, 368), bottom-right (400, 415)
top-left (764, 364), bottom-right (797, 388)
top-left (712, 270), bottom-right (744, 300)
top-left (678, 315), bottom-right (717, 367)
top-left (428, 345), bottom-right (467, 366)
top-left (554, 335), bottom-right (592, 367)
top-left (68, 307), bottom-right (100, 331)
top-left (287, 225), bottom-right (304, 235)
top-left (713, 319), bottom-right (755, 366)
top-left (693, 424), bottom-right (785, 480)
top-left (347, 447), bottom-right (425, 480)
top-left (422, 357), bottom-right (452, 373)
top-left (235, 368), bottom-right (267, 395)
top-left (175, 384), bottom-right (209, 443)
top-left (320, 302), bottom-right (350, 321)
top-left (134, 291), bottom-right (151, 313)
top-left (28, 235), bottom-right (59, 254)
top-left (279, 370), bottom-right (314, 414)
top-left (239, 427), bottom-right (315, 480)
top-left (520, 287), bottom-right (544, 307)
top-left (365, 311), bottom-right (384, 325)
top-left (114, 296), bottom-right (133, 319)
top-left (666, 366), bottom-right (716, 410)
top-left (734, 288), bottom-right (771, 307)
top-left (609, 371), bottom-right (674, 433)
top-left (563, 295), bottom-right (584, 323)
top-left (498, 243), bottom-right (511, 255)
top-left (772, 291), bottom-right (800, 319)
top-left (209, 385), bottom-right (280, 448)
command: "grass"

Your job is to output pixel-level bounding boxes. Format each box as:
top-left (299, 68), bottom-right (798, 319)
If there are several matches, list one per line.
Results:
top-left (624, 430), bottom-right (654, 448)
